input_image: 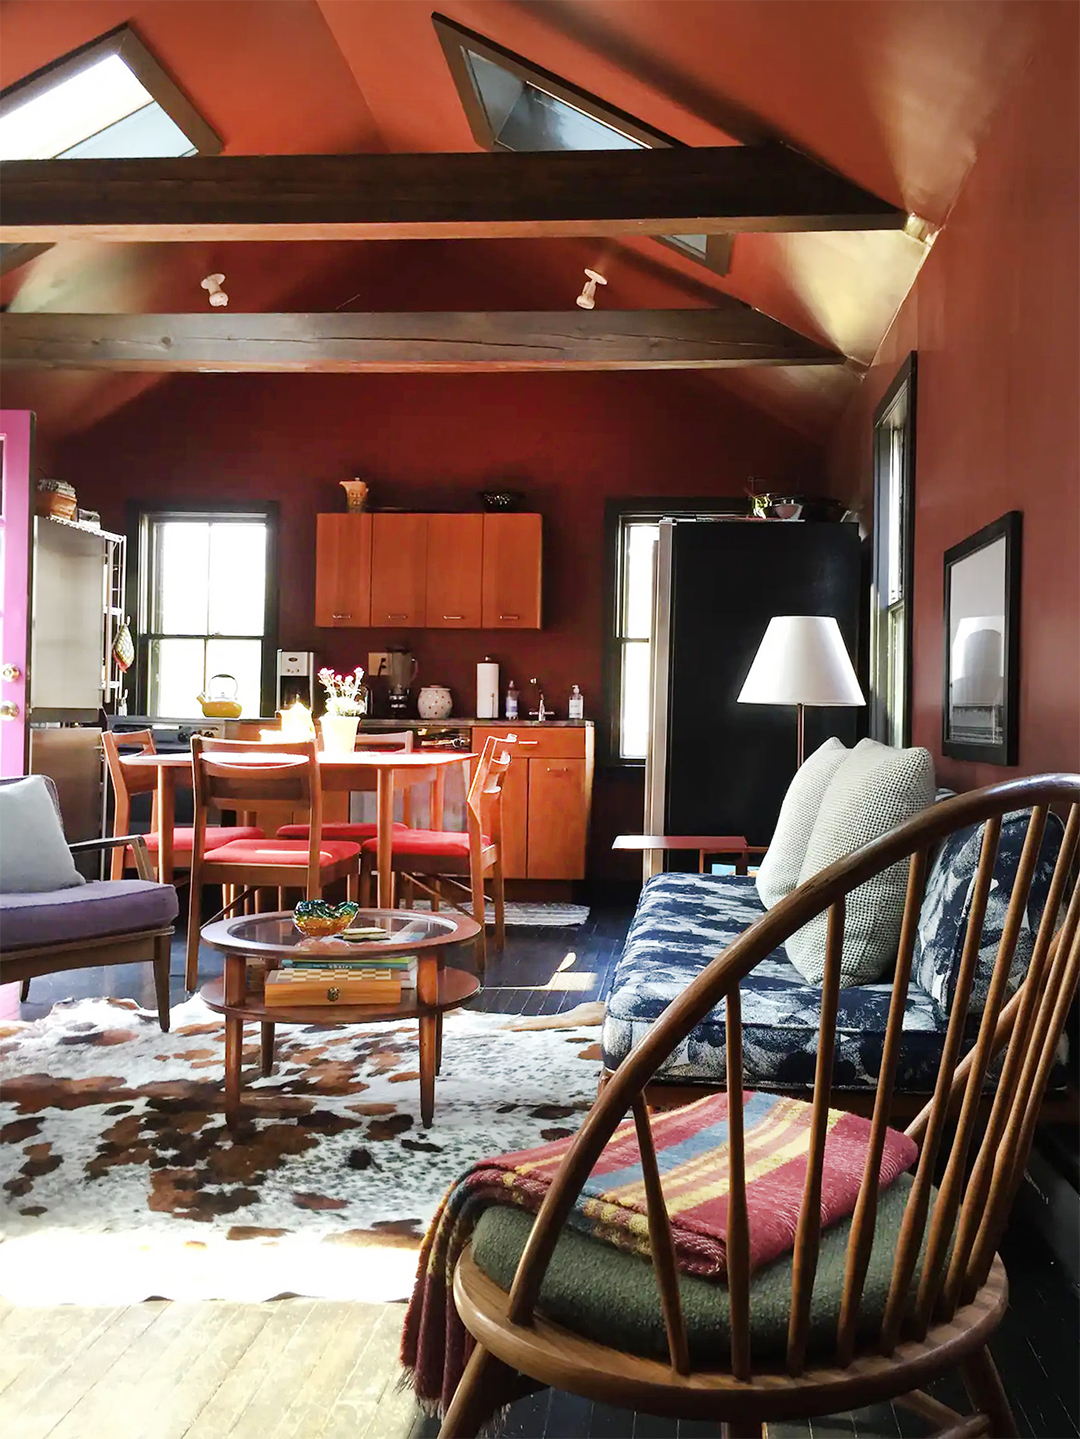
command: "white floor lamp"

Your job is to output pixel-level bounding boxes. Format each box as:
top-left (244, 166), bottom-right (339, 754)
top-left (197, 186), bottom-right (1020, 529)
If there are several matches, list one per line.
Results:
top-left (737, 615), bottom-right (866, 767)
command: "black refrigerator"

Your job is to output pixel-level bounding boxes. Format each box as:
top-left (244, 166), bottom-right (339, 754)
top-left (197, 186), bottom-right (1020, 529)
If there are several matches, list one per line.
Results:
top-left (643, 519), bottom-right (863, 868)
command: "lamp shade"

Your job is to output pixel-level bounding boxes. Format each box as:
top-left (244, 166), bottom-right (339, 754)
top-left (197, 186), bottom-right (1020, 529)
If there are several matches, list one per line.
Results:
top-left (738, 616), bottom-right (866, 707)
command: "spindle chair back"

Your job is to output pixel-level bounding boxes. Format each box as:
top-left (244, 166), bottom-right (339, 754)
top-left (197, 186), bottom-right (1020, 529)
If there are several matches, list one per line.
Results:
top-left (442, 774), bottom-right (1080, 1439)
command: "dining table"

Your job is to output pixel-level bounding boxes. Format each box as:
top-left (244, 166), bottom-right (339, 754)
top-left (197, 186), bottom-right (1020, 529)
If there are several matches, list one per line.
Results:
top-left (119, 748), bottom-right (476, 909)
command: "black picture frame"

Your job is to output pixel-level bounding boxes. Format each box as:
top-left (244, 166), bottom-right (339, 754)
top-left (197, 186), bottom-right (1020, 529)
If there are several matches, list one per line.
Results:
top-left (942, 510), bottom-right (1021, 765)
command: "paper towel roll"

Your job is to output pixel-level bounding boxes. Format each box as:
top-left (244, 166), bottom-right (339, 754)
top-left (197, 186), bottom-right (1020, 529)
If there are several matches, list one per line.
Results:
top-left (476, 661), bottom-right (499, 719)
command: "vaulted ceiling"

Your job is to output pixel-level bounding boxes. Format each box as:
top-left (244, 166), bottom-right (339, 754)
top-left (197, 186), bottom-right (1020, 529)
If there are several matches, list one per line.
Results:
top-left (0, 0), bottom-right (1052, 444)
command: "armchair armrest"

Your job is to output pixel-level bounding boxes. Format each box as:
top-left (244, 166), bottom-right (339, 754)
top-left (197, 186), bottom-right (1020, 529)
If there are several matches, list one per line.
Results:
top-left (68, 834), bottom-right (155, 882)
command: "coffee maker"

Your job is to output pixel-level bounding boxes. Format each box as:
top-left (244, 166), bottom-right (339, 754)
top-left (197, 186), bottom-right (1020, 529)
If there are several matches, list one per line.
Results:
top-left (382, 647), bottom-right (418, 716)
top-left (276, 650), bottom-right (318, 711)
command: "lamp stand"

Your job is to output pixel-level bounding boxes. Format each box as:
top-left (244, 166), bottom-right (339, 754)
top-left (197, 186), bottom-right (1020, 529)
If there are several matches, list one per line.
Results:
top-left (796, 702), bottom-right (806, 769)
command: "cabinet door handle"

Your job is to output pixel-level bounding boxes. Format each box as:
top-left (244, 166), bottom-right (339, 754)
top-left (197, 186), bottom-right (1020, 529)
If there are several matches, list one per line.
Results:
top-left (386, 613), bottom-right (408, 621)
top-left (547, 765), bottom-right (571, 774)
top-left (442, 614), bottom-right (464, 620)
top-left (499, 613), bottom-right (520, 621)
top-left (332, 612), bottom-right (352, 619)
top-left (517, 740), bottom-right (538, 745)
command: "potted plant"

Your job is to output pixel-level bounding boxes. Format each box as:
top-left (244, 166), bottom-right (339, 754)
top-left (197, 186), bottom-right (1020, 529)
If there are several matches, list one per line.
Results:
top-left (317, 666), bottom-right (368, 755)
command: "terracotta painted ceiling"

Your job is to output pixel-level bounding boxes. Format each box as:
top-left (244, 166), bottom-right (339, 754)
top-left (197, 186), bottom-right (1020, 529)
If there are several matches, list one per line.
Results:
top-left (0, 0), bottom-right (1051, 443)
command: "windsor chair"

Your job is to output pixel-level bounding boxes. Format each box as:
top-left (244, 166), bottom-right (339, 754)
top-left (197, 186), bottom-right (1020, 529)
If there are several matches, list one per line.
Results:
top-left (438, 774), bottom-right (1080, 1438)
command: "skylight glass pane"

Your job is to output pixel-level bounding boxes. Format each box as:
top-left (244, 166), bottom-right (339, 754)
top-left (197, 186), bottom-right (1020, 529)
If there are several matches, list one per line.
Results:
top-left (0, 53), bottom-right (152, 160)
top-left (59, 101), bottom-right (195, 159)
top-left (463, 48), bottom-right (712, 265)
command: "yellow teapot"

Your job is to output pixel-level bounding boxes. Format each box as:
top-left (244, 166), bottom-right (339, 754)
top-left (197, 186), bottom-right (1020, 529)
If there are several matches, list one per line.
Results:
top-left (197, 674), bottom-right (242, 719)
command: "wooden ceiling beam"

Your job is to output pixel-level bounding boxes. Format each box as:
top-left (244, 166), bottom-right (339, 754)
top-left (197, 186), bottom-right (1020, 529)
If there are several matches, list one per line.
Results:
top-left (0, 309), bottom-right (844, 372)
top-left (0, 147), bottom-right (905, 243)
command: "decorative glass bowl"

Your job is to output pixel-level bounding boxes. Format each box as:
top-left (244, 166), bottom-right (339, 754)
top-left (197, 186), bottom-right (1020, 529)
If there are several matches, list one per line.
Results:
top-left (292, 899), bottom-right (360, 938)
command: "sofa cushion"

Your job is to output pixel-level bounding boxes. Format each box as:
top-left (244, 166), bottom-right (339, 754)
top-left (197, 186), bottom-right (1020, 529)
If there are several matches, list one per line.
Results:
top-left (755, 737), bottom-right (848, 909)
top-left (601, 873), bottom-right (944, 1091)
top-left (472, 1172), bottom-right (919, 1365)
top-left (0, 879), bottom-right (179, 950)
top-left (786, 739), bottom-right (935, 985)
top-left (914, 809), bottom-right (1066, 1015)
top-left (0, 774), bottom-right (85, 895)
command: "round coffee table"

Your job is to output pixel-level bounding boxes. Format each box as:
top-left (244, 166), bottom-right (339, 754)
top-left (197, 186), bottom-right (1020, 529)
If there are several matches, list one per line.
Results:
top-left (199, 908), bottom-right (481, 1127)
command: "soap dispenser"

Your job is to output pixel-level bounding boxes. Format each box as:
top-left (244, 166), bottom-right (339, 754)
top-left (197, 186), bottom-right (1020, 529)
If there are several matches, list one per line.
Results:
top-left (505, 680), bottom-right (519, 720)
top-left (568, 685), bottom-right (584, 720)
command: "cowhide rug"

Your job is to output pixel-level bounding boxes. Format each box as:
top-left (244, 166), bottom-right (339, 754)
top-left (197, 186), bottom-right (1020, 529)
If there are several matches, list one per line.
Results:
top-left (0, 996), bottom-right (601, 1306)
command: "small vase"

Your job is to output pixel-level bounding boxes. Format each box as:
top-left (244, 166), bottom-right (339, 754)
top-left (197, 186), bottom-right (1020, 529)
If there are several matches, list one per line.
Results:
top-left (319, 713), bottom-right (360, 755)
top-left (417, 685), bottom-right (453, 719)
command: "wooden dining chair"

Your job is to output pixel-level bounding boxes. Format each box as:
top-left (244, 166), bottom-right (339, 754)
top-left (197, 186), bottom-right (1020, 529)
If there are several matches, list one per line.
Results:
top-left (102, 728), bottom-right (264, 881)
top-left (435, 774), bottom-right (1080, 1439)
top-left (184, 736), bottom-right (363, 989)
top-left (275, 729), bottom-right (417, 841)
top-left (359, 735), bottom-right (515, 974)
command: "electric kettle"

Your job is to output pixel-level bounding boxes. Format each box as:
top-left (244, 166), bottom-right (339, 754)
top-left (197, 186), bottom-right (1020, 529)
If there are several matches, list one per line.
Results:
top-left (197, 674), bottom-right (243, 718)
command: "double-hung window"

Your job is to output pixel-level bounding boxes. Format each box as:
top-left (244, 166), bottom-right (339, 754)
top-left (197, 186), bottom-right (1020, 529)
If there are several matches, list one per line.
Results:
top-left (135, 507), bottom-right (275, 719)
top-left (870, 354), bottom-right (917, 746)
top-left (609, 501), bottom-right (743, 762)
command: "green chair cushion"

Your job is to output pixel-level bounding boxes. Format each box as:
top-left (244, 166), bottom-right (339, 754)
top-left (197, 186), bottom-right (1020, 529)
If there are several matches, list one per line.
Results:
top-left (472, 1174), bottom-right (917, 1365)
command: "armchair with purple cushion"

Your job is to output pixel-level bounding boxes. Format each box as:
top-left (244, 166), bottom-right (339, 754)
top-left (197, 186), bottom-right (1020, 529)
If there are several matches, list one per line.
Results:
top-left (0, 775), bottom-right (179, 1031)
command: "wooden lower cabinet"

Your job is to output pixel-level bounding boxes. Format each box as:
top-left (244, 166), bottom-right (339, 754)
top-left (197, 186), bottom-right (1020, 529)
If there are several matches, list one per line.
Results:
top-left (472, 726), bottom-right (593, 880)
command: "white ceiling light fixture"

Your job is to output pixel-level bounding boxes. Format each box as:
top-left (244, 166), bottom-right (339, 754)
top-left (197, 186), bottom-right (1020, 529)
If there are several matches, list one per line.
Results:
top-left (201, 273), bottom-right (228, 308)
top-left (575, 268), bottom-right (607, 310)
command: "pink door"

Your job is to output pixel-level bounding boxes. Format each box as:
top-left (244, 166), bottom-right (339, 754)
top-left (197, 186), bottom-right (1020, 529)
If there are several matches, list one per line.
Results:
top-left (0, 410), bottom-right (33, 777)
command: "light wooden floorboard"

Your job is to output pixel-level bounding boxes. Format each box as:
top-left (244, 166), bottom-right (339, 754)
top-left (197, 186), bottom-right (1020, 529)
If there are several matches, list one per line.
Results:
top-left (0, 1298), bottom-right (420, 1439)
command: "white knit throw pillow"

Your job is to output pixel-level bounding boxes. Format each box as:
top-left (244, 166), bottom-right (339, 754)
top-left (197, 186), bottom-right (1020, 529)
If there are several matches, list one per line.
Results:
top-left (786, 738), bottom-right (936, 984)
top-left (755, 737), bottom-right (849, 909)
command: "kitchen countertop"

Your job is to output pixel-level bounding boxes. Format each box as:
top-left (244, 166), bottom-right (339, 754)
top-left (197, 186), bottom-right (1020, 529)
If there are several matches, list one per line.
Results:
top-left (241, 717), bottom-right (593, 729)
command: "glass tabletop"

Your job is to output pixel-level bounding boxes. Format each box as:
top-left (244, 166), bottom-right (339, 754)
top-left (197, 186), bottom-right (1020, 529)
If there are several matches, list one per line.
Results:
top-left (201, 907), bottom-right (476, 956)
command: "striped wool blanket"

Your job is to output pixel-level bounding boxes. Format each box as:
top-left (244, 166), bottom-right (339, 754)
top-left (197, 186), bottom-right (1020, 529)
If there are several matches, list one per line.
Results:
top-left (401, 1091), bottom-right (917, 1411)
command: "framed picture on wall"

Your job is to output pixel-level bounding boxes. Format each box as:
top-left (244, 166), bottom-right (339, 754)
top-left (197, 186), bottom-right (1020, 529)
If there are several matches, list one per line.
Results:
top-left (942, 510), bottom-right (1021, 765)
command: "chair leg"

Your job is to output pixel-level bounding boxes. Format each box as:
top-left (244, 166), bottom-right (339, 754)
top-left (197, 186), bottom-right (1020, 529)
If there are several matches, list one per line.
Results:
top-left (438, 1343), bottom-right (522, 1439)
top-left (346, 869), bottom-right (360, 904)
top-left (492, 860), bottom-right (506, 953)
top-left (152, 932), bottom-right (171, 1032)
top-left (260, 1022), bottom-right (275, 1077)
top-left (359, 857), bottom-right (372, 908)
top-left (19, 978), bottom-right (31, 1002)
top-left (472, 882), bottom-right (487, 978)
top-left (431, 879), bottom-right (441, 913)
top-left (184, 872), bottom-right (203, 991)
top-left (962, 1346), bottom-right (1019, 1438)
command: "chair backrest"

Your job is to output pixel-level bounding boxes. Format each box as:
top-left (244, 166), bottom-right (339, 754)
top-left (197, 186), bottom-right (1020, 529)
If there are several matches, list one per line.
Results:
top-left (466, 734), bottom-right (516, 845)
top-left (102, 728), bottom-right (158, 811)
top-left (191, 735), bottom-right (324, 881)
top-left (503, 774), bottom-right (1080, 1381)
top-left (356, 730), bottom-right (415, 751)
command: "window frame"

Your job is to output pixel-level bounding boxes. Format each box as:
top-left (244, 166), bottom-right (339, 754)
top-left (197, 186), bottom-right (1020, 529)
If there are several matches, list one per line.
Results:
top-left (869, 352), bottom-right (918, 746)
top-left (0, 23), bottom-right (221, 158)
top-left (603, 497), bottom-right (747, 766)
top-left (433, 12), bottom-right (734, 277)
top-left (127, 500), bottom-right (278, 720)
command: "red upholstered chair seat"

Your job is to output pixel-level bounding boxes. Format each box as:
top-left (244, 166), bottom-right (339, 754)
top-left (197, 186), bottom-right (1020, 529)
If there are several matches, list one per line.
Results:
top-left (202, 838), bottom-right (362, 866)
top-left (360, 830), bottom-right (492, 859)
top-left (132, 826), bottom-right (264, 854)
top-left (276, 821), bottom-right (409, 841)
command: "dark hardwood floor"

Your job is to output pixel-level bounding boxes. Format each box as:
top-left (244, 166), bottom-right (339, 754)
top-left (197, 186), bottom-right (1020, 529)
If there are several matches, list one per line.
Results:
top-left (15, 899), bottom-right (1079, 1439)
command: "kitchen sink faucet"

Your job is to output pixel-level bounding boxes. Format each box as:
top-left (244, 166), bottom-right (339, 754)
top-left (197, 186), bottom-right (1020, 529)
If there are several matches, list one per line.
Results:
top-left (528, 678), bottom-right (549, 722)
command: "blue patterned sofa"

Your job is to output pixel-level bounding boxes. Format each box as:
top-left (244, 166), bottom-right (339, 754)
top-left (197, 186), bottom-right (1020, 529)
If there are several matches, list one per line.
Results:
top-left (601, 809), bottom-right (1067, 1096)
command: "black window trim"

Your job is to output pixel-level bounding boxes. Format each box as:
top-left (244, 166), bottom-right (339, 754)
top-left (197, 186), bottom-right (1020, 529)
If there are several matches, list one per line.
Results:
top-left (870, 351), bottom-right (918, 746)
top-left (603, 496), bottom-right (749, 768)
top-left (126, 500), bottom-right (279, 720)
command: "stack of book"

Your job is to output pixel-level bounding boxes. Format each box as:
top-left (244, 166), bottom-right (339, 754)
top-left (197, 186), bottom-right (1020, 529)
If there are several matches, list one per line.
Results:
top-left (264, 951), bottom-right (414, 1007)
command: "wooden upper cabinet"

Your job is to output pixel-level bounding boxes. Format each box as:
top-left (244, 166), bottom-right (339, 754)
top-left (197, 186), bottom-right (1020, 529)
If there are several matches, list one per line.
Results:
top-left (314, 513), bottom-right (372, 627)
top-left (481, 513), bottom-right (542, 629)
top-left (425, 514), bottom-right (483, 628)
top-left (370, 513), bottom-right (428, 627)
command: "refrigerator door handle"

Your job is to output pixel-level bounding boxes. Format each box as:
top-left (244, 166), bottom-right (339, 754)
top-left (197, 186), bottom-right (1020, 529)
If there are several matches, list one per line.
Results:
top-left (642, 519), bottom-right (674, 882)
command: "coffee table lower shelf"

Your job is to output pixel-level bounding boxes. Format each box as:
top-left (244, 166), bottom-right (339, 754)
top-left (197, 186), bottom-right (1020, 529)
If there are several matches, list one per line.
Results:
top-left (200, 967), bottom-right (481, 1127)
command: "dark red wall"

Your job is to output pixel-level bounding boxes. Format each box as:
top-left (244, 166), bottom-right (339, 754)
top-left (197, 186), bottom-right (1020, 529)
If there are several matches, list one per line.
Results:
top-left (56, 368), bottom-right (819, 877)
top-left (827, 4), bottom-right (1080, 788)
